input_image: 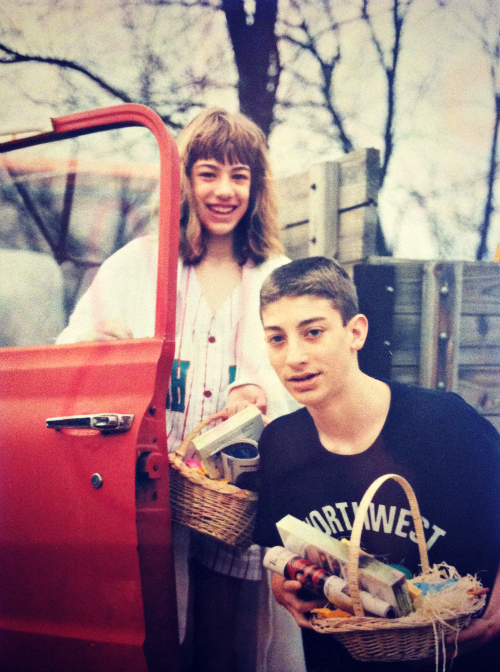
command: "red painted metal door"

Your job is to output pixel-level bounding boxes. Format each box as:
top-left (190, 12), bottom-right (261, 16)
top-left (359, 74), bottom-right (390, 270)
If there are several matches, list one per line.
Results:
top-left (0, 105), bottom-right (180, 672)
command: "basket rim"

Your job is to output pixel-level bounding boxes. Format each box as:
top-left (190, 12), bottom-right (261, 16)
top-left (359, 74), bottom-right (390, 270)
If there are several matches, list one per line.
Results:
top-left (168, 408), bottom-right (260, 500)
top-left (311, 594), bottom-right (486, 633)
top-left (168, 451), bottom-right (258, 500)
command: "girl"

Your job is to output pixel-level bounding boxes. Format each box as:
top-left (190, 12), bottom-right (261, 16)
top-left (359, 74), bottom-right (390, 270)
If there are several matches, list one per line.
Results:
top-left (57, 108), bottom-right (304, 672)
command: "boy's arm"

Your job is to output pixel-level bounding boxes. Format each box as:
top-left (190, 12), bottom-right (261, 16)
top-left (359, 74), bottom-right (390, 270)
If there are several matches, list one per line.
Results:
top-left (271, 573), bottom-right (325, 629)
top-left (447, 563), bottom-right (500, 655)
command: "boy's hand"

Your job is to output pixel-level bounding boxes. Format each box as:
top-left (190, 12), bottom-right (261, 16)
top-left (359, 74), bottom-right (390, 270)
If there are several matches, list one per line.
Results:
top-left (271, 573), bottom-right (325, 629)
top-left (227, 384), bottom-right (267, 416)
top-left (409, 572), bottom-right (500, 667)
top-left (443, 581), bottom-right (500, 657)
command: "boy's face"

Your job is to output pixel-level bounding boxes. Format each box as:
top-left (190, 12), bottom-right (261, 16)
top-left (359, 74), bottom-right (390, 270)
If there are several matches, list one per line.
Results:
top-left (262, 295), bottom-right (366, 410)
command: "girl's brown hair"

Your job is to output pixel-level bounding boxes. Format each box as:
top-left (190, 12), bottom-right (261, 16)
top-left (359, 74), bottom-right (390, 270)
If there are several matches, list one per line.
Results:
top-left (176, 107), bottom-right (283, 265)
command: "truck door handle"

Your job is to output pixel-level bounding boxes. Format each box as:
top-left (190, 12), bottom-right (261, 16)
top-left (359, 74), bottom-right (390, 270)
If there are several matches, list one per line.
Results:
top-left (46, 414), bottom-right (134, 434)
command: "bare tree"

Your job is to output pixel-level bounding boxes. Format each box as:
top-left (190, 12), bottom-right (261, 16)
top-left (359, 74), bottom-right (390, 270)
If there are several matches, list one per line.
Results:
top-left (146, 0), bottom-right (281, 136)
top-left (474, 1), bottom-right (500, 260)
top-left (439, 0), bottom-right (500, 260)
top-left (222, 0), bottom-right (280, 136)
top-left (2, 0), bottom-right (499, 263)
top-left (277, 0), bottom-right (413, 189)
top-left (278, 0), bottom-right (354, 153)
top-left (360, 0), bottom-right (413, 188)
top-left (1, 0), bottom-right (281, 136)
top-left (0, 0), bottom-right (231, 132)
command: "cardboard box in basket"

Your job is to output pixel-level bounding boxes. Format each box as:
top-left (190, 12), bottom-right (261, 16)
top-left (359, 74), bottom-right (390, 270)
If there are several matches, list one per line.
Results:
top-left (191, 404), bottom-right (264, 479)
top-left (277, 514), bottom-right (413, 617)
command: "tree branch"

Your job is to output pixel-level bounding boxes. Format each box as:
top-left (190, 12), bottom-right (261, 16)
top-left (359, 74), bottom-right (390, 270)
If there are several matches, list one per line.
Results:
top-left (280, 12), bottom-right (353, 154)
top-left (360, 0), bottom-right (413, 187)
top-left (477, 87), bottom-right (500, 260)
top-left (0, 42), bottom-right (186, 129)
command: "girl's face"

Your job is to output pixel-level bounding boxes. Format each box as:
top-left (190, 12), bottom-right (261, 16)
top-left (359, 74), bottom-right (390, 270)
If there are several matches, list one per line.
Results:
top-left (191, 158), bottom-right (251, 237)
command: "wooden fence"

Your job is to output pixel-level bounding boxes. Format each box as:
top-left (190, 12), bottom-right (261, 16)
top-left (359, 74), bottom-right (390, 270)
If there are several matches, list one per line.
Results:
top-left (276, 151), bottom-right (500, 432)
top-left (276, 148), bottom-right (380, 269)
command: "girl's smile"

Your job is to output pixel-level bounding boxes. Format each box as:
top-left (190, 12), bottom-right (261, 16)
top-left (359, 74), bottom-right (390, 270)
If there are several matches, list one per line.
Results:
top-left (192, 158), bottom-right (251, 237)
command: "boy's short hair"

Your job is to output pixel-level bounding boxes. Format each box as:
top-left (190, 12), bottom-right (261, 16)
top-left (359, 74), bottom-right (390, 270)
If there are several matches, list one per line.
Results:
top-left (260, 256), bottom-right (359, 325)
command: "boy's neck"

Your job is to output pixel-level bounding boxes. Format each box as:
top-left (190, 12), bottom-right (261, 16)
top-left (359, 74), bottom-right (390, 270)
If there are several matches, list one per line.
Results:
top-left (308, 373), bottom-right (391, 456)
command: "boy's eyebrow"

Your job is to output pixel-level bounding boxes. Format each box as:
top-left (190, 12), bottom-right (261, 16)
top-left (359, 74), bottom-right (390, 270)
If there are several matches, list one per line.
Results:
top-left (263, 316), bottom-right (327, 331)
top-left (298, 316), bottom-right (327, 328)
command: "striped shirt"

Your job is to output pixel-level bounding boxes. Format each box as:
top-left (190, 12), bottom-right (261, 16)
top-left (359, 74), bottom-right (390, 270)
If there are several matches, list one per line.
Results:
top-left (167, 262), bottom-right (262, 580)
top-left (167, 263), bottom-right (240, 450)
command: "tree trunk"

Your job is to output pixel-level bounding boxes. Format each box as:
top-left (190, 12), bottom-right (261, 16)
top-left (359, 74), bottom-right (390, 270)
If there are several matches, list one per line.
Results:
top-left (477, 92), bottom-right (500, 260)
top-left (222, 0), bottom-right (280, 137)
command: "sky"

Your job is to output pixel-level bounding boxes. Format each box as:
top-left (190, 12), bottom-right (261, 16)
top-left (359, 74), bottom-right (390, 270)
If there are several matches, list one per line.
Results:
top-left (0, 0), bottom-right (499, 260)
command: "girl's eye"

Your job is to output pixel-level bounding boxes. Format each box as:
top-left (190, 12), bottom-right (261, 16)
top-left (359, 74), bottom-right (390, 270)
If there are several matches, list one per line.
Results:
top-left (267, 334), bottom-right (284, 344)
top-left (307, 329), bottom-right (322, 337)
top-left (233, 173), bottom-right (250, 182)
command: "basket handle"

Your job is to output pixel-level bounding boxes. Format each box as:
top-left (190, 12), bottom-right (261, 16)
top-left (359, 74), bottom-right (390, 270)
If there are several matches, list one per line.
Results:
top-left (173, 409), bottom-right (228, 460)
top-left (347, 473), bottom-right (429, 617)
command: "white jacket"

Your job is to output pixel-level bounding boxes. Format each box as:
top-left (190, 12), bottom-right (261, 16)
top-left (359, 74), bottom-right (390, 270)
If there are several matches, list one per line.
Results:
top-left (57, 234), bottom-right (299, 420)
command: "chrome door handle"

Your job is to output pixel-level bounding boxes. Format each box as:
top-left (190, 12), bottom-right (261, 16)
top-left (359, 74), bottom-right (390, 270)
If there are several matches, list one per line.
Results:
top-left (46, 413), bottom-right (134, 434)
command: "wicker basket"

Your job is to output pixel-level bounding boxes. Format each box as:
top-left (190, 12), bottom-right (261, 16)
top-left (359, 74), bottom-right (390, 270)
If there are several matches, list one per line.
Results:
top-left (310, 474), bottom-right (486, 662)
top-left (168, 411), bottom-right (258, 549)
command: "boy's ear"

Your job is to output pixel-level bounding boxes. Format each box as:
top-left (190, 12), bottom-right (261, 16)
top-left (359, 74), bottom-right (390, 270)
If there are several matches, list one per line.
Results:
top-left (348, 314), bottom-right (368, 351)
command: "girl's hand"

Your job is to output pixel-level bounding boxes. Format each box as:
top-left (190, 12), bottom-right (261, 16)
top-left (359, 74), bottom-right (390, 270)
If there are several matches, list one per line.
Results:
top-left (271, 573), bottom-right (326, 629)
top-left (83, 318), bottom-right (133, 341)
top-left (227, 384), bottom-right (268, 415)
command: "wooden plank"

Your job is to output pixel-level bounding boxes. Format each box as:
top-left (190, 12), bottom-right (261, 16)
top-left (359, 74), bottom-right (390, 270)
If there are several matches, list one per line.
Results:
top-left (282, 222), bottom-right (308, 261)
top-left (276, 171), bottom-right (309, 228)
top-left (458, 367), bottom-right (500, 415)
top-left (446, 263), bottom-right (462, 391)
top-left (277, 152), bottom-right (381, 263)
top-left (337, 148), bottom-right (380, 211)
top-left (338, 209), bottom-right (365, 262)
top-left (355, 264), bottom-right (395, 380)
top-left (394, 264), bottom-right (424, 314)
top-left (367, 259), bottom-right (424, 313)
top-left (419, 262), bottom-right (438, 389)
top-left (460, 315), bottom-right (500, 347)
top-left (392, 313), bottom-right (421, 352)
top-left (461, 263), bottom-right (500, 315)
top-left (389, 365), bottom-right (420, 386)
top-left (458, 347), bottom-right (500, 366)
top-left (392, 349), bottom-right (420, 367)
top-left (308, 161), bottom-right (339, 258)
top-left (337, 204), bottom-right (378, 264)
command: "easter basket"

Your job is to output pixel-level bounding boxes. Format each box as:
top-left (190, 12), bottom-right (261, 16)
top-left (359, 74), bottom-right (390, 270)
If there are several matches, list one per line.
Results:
top-left (168, 411), bottom-right (258, 549)
top-left (310, 474), bottom-right (487, 662)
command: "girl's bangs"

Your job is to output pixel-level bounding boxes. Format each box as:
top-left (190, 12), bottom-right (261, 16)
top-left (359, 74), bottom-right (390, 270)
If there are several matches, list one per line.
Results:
top-left (187, 126), bottom-right (261, 173)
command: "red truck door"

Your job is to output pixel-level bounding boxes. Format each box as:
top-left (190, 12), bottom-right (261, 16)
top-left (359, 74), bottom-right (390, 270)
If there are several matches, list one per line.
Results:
top-left (0, 105), bottom-right (180, 672)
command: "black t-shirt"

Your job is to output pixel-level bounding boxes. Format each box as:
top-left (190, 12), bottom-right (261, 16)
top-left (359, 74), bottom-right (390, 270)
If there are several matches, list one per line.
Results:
top-left (254, 381), bottom-right (500, 672)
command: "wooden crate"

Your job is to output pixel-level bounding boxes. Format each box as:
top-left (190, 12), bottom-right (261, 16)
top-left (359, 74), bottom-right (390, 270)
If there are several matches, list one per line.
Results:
top-left (357, 259), bottom-right (500, 431)
top-left (277, 147), bottom-right (499, 430)
top-left (276, 148), bottom-right (380, 269)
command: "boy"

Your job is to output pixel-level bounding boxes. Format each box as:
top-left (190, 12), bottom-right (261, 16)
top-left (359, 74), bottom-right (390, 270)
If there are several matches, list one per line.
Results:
top-left (253, 256), bottom-right (500, 672)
